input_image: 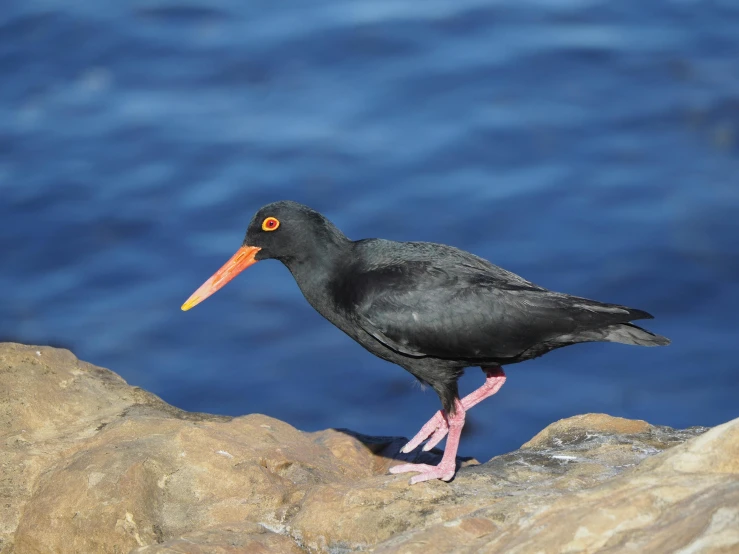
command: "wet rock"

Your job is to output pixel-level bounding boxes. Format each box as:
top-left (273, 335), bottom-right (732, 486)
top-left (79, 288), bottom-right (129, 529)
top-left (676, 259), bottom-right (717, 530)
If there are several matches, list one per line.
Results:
top-left (1, 343), bottom-right (737, 554)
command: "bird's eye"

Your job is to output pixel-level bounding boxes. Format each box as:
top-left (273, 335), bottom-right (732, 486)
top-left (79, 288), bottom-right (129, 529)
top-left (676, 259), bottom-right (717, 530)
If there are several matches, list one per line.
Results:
top-left (262, 217), bottom-right (280, 231)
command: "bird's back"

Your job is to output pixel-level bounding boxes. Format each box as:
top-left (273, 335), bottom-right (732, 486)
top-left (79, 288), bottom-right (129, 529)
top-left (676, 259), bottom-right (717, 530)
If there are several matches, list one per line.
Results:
top-left (328, 239), bottom-right (666, 364)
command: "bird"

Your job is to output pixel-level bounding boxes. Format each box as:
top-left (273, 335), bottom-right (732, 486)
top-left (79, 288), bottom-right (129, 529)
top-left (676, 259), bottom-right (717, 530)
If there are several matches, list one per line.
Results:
top-left (182, 200), bottom-right (670, 484)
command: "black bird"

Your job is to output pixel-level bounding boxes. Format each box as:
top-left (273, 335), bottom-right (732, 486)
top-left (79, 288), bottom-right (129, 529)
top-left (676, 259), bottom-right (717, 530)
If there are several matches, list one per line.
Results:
top-left (182, 201), bottom-right (669, 484)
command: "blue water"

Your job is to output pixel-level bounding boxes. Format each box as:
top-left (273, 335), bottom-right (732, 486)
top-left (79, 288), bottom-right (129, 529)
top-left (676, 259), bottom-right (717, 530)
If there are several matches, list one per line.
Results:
top-left (2, 1), bottom-right (738, 462)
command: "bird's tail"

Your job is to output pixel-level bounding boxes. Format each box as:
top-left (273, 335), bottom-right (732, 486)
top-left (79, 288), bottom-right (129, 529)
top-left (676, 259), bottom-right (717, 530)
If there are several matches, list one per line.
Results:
top-left (599, 322), bottom-right (670, 346)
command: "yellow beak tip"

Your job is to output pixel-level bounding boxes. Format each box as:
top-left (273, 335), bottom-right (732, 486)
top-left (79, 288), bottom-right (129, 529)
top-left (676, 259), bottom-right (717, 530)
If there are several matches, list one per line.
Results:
top-left (181, 296), bottom-right (200, 311)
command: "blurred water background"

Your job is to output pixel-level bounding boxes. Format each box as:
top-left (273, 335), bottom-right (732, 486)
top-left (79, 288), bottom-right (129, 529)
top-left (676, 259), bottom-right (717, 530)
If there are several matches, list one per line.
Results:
top-left (2, 0), bottom-right (738, 462)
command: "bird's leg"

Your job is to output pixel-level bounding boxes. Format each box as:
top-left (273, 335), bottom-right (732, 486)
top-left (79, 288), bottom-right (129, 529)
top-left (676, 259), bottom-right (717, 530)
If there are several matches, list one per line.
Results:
top-left (390, 398), bottom-right (465, 484)
top-left (400, 367), bottom-right (506, 454)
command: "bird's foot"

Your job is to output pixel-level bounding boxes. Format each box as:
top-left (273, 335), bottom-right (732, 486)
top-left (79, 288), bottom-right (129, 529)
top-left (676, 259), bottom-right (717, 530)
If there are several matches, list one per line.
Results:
top-left (389, 461), bottom-right (456, 484)
top-left (400, 410), bottom-right (449, 454)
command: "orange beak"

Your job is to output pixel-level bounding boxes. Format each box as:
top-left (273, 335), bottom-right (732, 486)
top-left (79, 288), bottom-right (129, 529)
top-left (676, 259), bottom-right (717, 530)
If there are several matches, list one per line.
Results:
top-left (181, 246), bottom-right (261, 311)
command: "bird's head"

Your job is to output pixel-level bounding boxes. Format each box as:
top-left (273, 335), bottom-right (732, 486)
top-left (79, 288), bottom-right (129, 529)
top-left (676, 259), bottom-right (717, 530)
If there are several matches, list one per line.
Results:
top-left (181, 201), bottom-right (347, 311)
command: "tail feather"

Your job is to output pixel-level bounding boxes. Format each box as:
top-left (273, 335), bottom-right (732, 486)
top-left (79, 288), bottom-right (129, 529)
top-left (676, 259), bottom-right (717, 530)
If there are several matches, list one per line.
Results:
top-left (600, 322), bottom-right (670, 346)
top-left (622, 308), bottom-right (654, 321)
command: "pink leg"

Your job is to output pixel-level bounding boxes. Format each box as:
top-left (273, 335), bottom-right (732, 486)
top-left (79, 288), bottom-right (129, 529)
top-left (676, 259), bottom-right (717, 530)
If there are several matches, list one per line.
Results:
top-left (400, 367), bottom-right (506, 454)
top-left (390, 398), bottom-right (466, 484)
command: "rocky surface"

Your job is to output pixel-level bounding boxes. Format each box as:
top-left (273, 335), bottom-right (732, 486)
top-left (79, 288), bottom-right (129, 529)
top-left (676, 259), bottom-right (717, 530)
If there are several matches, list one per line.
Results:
top-left (1, 342), bottom-right (737, 554)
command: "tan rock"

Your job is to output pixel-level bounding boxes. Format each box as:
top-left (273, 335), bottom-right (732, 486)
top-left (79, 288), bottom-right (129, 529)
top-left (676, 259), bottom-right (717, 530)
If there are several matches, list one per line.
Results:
top-left (130, 522), bottom-right (305, 554)
top-left (1, 342), bottom-right (737, 554)
top-left (373, 412), bottom-right (739, 553)
top-left (521, 412), bottom-right (651, 448)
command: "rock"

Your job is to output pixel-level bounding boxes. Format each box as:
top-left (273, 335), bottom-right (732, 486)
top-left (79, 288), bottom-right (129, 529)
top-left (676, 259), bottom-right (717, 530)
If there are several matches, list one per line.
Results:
top-left (288, 414), bottom-right (712, 552)
top-left (130, 522), bottom-right (306, 554)
top-left (520, 412), bottom-right (652, 447)
top-left (374, 418), bottom-right (739, 554)
top-left (1, 342), bottom-right (737, 554)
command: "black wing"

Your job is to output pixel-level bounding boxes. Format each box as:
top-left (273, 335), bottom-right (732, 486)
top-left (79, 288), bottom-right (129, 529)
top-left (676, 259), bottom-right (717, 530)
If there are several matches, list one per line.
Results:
top-left (343, 244), bottom-right (651, 361)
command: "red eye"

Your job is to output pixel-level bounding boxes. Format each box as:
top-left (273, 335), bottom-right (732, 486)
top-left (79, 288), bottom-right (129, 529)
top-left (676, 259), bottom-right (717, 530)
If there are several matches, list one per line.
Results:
top-left (262, 217), bottom-right (280, 231)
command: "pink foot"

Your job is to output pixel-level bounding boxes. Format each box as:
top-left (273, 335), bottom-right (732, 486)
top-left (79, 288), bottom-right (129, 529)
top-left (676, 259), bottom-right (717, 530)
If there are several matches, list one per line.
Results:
top-left (400, 367), bottom-right (506, 454)
top-left (389, 461), bottom-right (456, 484)
top-left (391, 398), bottom-right (466, 484)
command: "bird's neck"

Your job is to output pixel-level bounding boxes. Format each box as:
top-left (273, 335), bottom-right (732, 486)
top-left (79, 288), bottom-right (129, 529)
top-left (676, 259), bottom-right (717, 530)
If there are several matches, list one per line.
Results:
top-left (280, 229), bottom-right (352, 302)
top-left (276, 216), bottom-right (353, 322)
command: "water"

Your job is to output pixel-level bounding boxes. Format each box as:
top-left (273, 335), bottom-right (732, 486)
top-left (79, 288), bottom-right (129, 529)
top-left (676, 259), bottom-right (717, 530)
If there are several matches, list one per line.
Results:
top-left (1, 0), bottom-right (738, 462)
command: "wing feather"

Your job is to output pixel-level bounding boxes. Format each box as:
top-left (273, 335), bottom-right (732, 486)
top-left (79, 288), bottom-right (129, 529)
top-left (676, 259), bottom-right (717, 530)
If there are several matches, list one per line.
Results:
top-left (343, 245), bottom-right (649, 360)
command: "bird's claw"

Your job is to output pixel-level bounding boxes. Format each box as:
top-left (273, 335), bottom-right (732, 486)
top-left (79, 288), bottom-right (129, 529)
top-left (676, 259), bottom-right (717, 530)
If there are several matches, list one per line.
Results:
top-left (389, 462), bottom-right (456, 484)
top-left (400, 410), bottom-right (449, 454)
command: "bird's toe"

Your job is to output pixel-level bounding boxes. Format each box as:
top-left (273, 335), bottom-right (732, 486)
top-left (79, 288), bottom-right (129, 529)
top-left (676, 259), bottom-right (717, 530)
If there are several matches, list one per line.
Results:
top-left (390, 462), bottom-right (456, 484)
top-left (401, 410), bottom-right (448, 453)
top-left (421, 425), bottom-right (449, 451)
top-left (389, 463), bottom-right (435, 475)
